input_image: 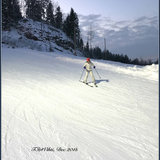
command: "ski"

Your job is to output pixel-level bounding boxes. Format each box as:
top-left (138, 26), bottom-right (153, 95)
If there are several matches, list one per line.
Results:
top-left (83, 82), bottom-right (93, 87)
top-left (79, 81), bottom-right (98, 87)
top-left (86, 83), bottom-right (93, 87)
top-left (88, 82), bottom-right (98, 87)
top-left (79, 81), bottom-right (93, 87)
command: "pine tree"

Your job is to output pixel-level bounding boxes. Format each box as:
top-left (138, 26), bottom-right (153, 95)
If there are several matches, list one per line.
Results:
top-left (33, 0), bottom-right (44, 21)
top-left (154, 59), bottom-right (158, 64)
top-left (103, 50), bottom-right (110, 60)
top-left (2, 0), bottom-right (9, 29)
top-left (79, 38), bottom-right (84, 50)
top-left (70, 8), bottom-right (80, 41)
top-left (2, 0), bottom-right (22, 30)
top-left (86, 41), bottom-right (89, 52)
top-left (46, 1), bottom-right (55, 26)
top-left (124, 55), bottom-right (130, 63)
top-left (131, 58), bottom-right (140, 65)
top-left (63, 8), bottom-right (80, 46)
top-left (92, 47), bottom-right (102, 59)
top-left (25, 0), bottom-right (44, 21)
top-left (12, 0), bottom-right (22, 22)
top-left (55, 6), bottom-right (63, 29)
top-left (63, 15), bottom-right (71, 37)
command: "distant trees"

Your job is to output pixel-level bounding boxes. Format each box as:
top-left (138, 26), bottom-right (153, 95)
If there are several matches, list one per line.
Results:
top-left (78, 38), bottom-right (84, 51)
top-left (131, 58), bottom-right (158, 65)
top-left (154, 59), bottom-right (158, 64)
top-left (83, 42), bottom-right (158, 65)
top-left (92, 47), bottom-right (102, 59)
top-left (2, 0), bottom-right (157, 65)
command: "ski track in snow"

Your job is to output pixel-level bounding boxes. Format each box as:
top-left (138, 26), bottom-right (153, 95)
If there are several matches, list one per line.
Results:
top-left (2, 47), bottom-right (158, 160)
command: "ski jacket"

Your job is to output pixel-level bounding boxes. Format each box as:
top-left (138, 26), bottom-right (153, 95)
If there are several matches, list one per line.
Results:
top-left (83, 61), bottom-right (94, 71)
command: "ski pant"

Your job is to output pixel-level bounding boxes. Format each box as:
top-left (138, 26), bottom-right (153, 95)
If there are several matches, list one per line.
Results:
top-left (84, 70), bottom-right (95, 83)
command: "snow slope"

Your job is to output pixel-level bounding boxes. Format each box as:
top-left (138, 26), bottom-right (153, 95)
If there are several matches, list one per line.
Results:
top-left (2, 19), bottom-right (83, 56)
top-left (2, 47), bottom-right (158, 160)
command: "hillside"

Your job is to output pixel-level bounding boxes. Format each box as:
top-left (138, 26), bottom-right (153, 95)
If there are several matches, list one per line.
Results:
top-left (2, 47), bottom-right (158, 160)
top-left (2, 18), bottom-right (82, 56)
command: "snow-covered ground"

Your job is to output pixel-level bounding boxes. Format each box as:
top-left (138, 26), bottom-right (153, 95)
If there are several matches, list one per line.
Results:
top-left (2, 19), bottom-right (83, 56)
top-left (2, 47), bottom-right (158, 160)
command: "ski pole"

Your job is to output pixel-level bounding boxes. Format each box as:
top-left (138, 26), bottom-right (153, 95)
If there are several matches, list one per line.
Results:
top-left (94, 68), bottom-right (101, 79)
top-left (79, 68), bottom-right (85, 81)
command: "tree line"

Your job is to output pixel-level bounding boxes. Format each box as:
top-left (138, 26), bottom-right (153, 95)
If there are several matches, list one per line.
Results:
top-left (83, 42), bottom-right (158, 65)
top-left (2, 0), bottom-right (158, 65)
top-left (2, 0), bottom-right (83, 49)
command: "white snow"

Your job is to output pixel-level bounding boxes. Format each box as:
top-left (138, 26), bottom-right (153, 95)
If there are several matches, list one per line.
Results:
top-left (2, 19), bottom-right (80, 56)
top-left (2, 47), bottom-right (158, 160)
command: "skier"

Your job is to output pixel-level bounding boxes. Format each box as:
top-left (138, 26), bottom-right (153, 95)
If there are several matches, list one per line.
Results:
top-left (83, 58), bottom-right (96, 85)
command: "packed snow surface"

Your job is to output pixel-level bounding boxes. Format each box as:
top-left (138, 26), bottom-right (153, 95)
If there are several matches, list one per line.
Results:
top-left (2, 47), bottom-right (158, 160)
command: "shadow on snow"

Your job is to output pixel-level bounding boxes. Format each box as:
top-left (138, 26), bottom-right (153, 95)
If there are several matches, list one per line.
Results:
top-left (88, 79), bottom-right (109, 84)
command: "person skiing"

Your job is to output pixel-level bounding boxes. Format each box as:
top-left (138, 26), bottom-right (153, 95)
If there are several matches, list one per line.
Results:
top-left (83, 58), bottom-right (96, 85)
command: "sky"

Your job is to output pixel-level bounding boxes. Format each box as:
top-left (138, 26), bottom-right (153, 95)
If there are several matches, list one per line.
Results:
top-left (55, 0), bottom-right (159, 60)
top-left (56, 0), bottom-right (158, 20)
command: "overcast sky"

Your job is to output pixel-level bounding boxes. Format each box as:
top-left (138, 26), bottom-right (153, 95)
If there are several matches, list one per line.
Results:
top-left (55, 0), bottom-right (159, 59)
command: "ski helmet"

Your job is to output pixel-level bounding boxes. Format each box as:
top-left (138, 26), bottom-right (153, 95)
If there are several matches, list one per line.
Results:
top-left (86, 58), bottom-right (90, 62)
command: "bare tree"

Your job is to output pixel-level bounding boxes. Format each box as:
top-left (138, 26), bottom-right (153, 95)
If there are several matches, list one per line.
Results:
top-left (87, 24), bottom-right (94, 49)
top-left (104, 38), bottom-right (106, 52)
